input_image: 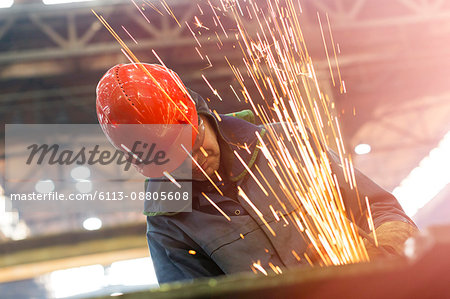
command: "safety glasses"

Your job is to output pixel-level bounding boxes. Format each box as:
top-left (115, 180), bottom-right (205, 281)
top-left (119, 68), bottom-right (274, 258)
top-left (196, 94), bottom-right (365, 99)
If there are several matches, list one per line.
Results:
top-left (191, 117), bottom-right (205, 155)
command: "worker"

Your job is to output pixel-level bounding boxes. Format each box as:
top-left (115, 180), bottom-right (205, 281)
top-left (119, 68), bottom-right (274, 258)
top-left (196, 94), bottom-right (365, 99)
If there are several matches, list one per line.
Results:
top-left (96, 63), bottom-right (418, 284)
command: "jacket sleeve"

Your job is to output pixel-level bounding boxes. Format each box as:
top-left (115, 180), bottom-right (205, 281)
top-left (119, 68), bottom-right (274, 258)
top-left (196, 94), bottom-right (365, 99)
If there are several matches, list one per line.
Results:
top-left (327, 150), bottom-right (415, 231)
top-left (146, 216), bottom-right (224, 284)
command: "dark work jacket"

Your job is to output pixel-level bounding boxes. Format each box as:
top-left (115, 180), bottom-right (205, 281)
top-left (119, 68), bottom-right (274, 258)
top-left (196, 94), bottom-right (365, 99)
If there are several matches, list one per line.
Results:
top-left (144, 114), bottom-right (414, 284)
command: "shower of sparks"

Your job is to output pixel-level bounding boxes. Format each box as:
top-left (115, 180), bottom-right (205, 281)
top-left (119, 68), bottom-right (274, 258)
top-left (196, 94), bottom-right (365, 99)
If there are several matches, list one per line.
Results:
top-left (120, 144), bottom-right (143, 163)
top-left (202, 192), bottom-right (231, 221)
top-left (214, 170), bottom-right (223, 181)
top-left (325, 13), bottom-right (344, 93)
top-left (195, 46), bottom-right (204, 59)
top-left (121, 26), bottom-right (138, 44)
top-left (163, 171), bottom-right (181, 189)
top-left (202, 74), bottom-right (223, 101)
top-left (186, 21), bottom-right (203, 48)
top-left (206, 55), bottom-right (213, 68)
top-left (238, 186), bottom-right (276, 237)
top-left (268, 262), bottom-right (278, 273)
top-left (365, 196), bottom-right (378, 247)
top-left (292, 250), bottom-right (301, 261)
top-left (143, 0), bottom-right (164, 16)
top-left (199, 146), bottom-right (209, 157)
top-left (194, 16), bottom-right (209, 30)
top-left (197, 3), bottom-right (204, 15)
top-left (230, 84), bottom-right (242, 102)
top-left (235, 151), bottom-right (268, 196)
top-left (181, 144), bottom-right (224, 196)
top-left (207, 0), bottom-right (372, 265)
top-left (253, 261), bottom-right (268, 276)
top-left (317, 12), bottom-right (335, 87)
top-left (120, 48), bottom-right (138, 68)
top-left (160, 0), bottom-right (181, 27)
top-left (130, 0), bottom-right (151, 24)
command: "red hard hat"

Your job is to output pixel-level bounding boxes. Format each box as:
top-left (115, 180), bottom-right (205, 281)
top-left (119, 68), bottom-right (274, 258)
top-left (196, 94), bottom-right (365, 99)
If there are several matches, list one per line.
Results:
top-left (96, 63), bottom-right (198, 177)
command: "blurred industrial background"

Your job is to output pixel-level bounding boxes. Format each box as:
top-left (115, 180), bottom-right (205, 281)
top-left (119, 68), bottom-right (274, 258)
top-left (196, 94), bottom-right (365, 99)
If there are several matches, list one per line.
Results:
top-left (0, 0), bottom-right (449, 298)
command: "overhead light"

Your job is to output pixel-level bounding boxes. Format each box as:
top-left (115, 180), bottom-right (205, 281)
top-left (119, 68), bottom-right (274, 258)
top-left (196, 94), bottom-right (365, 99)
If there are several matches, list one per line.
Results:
top-left (83, 217), bottom-right (102, 231)
top-left (393, 130), bottom-right (450, 216)
top-left (354, 143), bottom-right (371, 155)
top-left (71, 166), bottom-right (91, 180)
top-left (43, 0), bottom-right (94, 5)
top-left (35, 179), bottom-right (55, 193)
top-left (76, 179), bottom-right (93, 193)
top-left (0, 0), bottom-right (13, 8)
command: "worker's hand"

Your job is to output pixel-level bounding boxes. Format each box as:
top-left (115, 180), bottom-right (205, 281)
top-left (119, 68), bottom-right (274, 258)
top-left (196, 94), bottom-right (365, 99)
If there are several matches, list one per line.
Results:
top-left (364, 221), bottom-right (419, 260)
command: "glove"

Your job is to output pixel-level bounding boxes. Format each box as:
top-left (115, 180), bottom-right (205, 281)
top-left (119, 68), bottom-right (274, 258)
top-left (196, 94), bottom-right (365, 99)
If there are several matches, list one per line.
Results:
top-left (364, 221), bottom-right (419, 259)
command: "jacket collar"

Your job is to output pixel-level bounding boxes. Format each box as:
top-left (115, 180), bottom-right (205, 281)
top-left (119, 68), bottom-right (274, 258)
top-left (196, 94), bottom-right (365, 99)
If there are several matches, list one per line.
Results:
top-left (207, 113), bottom-right (265, 182)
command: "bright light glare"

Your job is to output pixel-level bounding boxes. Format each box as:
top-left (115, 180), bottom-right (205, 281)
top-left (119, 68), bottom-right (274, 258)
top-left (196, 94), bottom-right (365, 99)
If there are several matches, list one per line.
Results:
top-left (50, 264), bottom-right (104, 298)
top-left (43, 0), bottom-right (94, 5)
top-left (393, 131), bottom-right (450, 216)
top-left (76, 179), bottom-right (93, 193)
top-left (83, 217), bottom-right (102, 231)
top-left (48, 259), bottom-right (157, 298)
top-left (108, 258), bottom-right (158, 286)
top-left (71, 166), bottom-right (91, 180)
top-left (354, 143), bottom-right (371, 155)
top-left (0, 0), bottom-right (13, 8)
top-left (35, 179), bottom-right (55, 193)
